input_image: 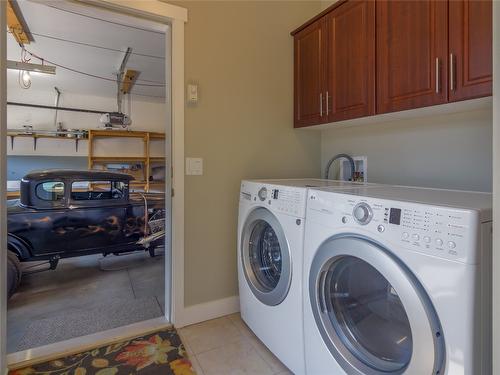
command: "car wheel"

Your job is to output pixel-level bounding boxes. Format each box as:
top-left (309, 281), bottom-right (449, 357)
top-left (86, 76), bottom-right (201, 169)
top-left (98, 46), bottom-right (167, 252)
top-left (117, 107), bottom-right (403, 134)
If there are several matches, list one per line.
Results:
top-left (7, 251), bottom-right (22, 299)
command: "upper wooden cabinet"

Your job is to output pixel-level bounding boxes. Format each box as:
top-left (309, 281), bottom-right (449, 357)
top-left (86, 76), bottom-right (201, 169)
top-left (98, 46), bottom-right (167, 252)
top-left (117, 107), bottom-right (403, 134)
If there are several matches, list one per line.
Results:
top-left (449, 0), bottom-right (493, 102)
top-left (292, 0), bottom-right (492, 128)
top-left (325, 0), bottom-right (375, 122)
top-left (294, 20), bottom-right (327, 128)
top-left (376, 0), bottom-right (448, 113)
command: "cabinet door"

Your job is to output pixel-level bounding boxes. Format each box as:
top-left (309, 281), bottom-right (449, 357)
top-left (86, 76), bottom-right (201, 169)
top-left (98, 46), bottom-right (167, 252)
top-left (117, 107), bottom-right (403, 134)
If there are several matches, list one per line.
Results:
top-left (449, 0), bottom-right (492, 102)
top-left (376, 1), bottom-right (448, 114)
top-left (294, 20), bottom-right (327, 128)
top-left (326, 0), bottom-right (375, 122)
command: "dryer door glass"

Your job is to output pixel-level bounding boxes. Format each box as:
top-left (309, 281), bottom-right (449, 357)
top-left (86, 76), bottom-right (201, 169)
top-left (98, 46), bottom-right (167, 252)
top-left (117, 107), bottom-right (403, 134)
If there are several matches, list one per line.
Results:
top-left (325, 256), bottom-right (412, 372)
top-left (249, 220), bottom-right (282, 291)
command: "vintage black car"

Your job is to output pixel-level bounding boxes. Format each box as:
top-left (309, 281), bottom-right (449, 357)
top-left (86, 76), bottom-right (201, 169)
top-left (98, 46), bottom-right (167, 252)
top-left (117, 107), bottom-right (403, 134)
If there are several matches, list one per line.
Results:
top-left (6, 169), bottom-right (165, 298)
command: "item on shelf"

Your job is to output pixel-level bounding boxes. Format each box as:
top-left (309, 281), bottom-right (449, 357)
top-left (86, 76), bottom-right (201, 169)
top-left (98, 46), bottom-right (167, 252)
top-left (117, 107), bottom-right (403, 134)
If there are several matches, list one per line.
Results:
top-left (22, 125), bottom-right (33, 134)
top-left (151, 165), bottom-right (165, 181)
top-left (99, 112), bottom-right (132, 129)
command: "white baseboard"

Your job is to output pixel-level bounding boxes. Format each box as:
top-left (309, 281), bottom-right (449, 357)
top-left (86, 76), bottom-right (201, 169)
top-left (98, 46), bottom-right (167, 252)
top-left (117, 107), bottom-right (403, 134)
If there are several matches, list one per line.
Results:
top-left (177, 296), bottom-right (240, 328)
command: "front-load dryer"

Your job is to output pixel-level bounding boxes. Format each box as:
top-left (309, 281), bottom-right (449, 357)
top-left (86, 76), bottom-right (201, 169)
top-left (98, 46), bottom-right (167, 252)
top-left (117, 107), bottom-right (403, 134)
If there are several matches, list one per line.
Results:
top-left (238, 179), bottom-right (370, 374)
top-left (303, 185), bottom-right (492, 375)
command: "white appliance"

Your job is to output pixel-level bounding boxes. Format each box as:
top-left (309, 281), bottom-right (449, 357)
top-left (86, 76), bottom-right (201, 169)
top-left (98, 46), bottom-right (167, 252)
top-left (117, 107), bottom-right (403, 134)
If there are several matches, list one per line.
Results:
top-left (238, 179), bottom-right (369, 374)
top-left (303, 185), bottom-right (492, 375)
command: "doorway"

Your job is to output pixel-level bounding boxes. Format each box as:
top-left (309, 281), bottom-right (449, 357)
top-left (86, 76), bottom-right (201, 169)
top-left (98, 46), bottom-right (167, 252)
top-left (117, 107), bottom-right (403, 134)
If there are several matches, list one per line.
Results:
top-left (0, 0), bottom-right (186, 369)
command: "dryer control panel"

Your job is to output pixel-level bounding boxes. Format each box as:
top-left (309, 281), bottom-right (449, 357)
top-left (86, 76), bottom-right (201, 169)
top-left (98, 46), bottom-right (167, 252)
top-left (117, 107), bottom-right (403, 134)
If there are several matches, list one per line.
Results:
top-left (307, 190), bottom-right (481, 264)
top-left (240, 181), bottom-right (307, 218)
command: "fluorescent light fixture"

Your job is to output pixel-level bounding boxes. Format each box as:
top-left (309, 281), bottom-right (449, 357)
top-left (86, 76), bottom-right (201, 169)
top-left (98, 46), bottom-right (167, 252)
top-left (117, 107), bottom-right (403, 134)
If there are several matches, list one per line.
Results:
top-left (7, 60), bottom-right (56, 75)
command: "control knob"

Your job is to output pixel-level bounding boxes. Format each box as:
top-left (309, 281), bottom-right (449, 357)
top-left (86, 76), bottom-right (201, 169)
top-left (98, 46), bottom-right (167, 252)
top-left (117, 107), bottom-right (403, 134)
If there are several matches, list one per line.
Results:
top-left (353, 202), bottom-right (373, 225)
top-left (258, 187), bottom-right (268, 201)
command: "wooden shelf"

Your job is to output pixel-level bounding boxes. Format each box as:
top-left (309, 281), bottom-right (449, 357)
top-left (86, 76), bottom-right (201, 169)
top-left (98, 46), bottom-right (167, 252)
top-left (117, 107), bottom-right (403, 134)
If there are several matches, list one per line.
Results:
top-left (90, 156), bottom-right (147, 162)
top-left (88, 129), bottom-right (148, 138)
top-left (149, 132), bottom-right (165, 139)
top-left (7, 132), bottom-right (87, 152)
top-left (150, 157), bottom-right (166, 162)
top-left (87, 129), bottom-right (166, 192)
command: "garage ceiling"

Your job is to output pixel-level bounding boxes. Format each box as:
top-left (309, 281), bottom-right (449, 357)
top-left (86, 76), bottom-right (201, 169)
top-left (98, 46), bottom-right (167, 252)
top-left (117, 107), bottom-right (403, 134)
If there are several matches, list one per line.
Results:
top-left (7, 0), bottom-right (166, 99)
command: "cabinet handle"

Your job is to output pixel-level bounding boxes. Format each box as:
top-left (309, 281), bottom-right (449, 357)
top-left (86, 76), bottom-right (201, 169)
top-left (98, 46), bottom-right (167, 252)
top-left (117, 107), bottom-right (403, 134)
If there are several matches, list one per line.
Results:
top-left (320, 92), bottom-right (323, 117)
top-left (326, 91), bottom-right (330, 116)
top-left (435, 58), bottom-right (440, 94)
top-left (450, 53), bottom-right (455, 92)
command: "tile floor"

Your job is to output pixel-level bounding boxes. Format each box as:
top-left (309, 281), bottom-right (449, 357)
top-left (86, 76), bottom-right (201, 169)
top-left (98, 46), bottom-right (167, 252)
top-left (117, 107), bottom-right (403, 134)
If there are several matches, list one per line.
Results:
top-left (8, 251), bottom-right (164, 353)
top-left (178, 314), bottom-right (293, 375)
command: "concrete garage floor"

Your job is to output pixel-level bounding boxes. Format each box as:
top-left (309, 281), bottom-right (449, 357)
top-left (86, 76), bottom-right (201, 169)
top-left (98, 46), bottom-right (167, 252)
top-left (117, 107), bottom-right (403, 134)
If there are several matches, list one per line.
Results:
top-left (7, 251), bottom-right (165, 354)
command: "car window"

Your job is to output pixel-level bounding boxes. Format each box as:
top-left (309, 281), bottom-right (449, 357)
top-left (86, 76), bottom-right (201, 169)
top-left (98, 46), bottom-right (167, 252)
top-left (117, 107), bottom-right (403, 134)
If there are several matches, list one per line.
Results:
top-left (71, 180), bottom-right (127, 201)
top-left (36, 181), bottom-right (65, 201)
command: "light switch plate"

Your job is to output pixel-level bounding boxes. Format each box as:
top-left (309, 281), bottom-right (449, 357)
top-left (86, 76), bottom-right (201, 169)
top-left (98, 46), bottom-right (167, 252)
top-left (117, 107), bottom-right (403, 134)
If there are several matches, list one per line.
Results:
top-left (187, 84), bottom-right (198, 103)
top-left (186, 157), bottom-right (203, 175)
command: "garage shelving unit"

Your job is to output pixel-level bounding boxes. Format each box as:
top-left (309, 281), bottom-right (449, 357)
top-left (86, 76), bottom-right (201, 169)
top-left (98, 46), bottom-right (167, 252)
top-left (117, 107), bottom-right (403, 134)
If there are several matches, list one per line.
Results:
top-left (87, 129), bottom-right (165, 192)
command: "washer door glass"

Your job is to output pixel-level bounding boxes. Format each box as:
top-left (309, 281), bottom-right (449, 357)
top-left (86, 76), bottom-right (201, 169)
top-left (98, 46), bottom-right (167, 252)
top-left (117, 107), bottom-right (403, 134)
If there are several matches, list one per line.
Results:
top-left (325, 256), bottom-right (412, 372)
top-left (309, 236), bottom-right (445, 375)
top-left (241, 208), bottom-right (291, 306)
top-left (249, 220), bottom-right (282, 291)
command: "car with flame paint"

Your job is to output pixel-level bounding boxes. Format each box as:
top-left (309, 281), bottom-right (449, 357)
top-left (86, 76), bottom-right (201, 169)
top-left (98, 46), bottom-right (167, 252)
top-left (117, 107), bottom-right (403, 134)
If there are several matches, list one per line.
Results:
top-left (6, 170), bottom-right (165, 298)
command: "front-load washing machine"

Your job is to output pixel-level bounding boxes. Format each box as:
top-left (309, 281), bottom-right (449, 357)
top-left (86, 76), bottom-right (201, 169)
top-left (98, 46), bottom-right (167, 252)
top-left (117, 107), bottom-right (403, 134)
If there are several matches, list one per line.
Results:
top-left (303, 185), bottom-right (492, 375)
top-left (238, 179), bottom-right (370, 374)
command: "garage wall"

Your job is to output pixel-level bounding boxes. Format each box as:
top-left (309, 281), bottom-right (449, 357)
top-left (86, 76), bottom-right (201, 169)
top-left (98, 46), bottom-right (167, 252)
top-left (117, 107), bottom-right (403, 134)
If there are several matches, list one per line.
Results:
top-left (174, 1), bottom-right (322, 306)
top-left (7, 156), bottom-right (87, 180)
top-left (7, 87), bottom-right (166, 176)
top-left (7, 88), bottom-right (166, 132)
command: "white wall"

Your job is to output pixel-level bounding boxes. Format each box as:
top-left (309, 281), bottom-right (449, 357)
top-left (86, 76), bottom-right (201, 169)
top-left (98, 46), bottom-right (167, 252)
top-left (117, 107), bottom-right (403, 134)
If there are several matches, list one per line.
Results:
top-left (6, 87), bottom-right (166, 181)
top-left (321, 108), bottom-right (493, 192)
top-left (6, 87), bottom-right (166, 161)
top-left (7, 87), bottom-right (166, 133)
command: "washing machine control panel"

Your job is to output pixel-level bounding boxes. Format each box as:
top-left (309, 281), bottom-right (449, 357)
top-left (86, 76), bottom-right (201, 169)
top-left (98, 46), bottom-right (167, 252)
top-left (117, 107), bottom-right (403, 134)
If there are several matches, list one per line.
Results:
top-left (353, 202), bottom-right (373, 225)
top-left (308, 190), bottom-right (481, 264)
top-left (240, 182), bottom-right (307, 218)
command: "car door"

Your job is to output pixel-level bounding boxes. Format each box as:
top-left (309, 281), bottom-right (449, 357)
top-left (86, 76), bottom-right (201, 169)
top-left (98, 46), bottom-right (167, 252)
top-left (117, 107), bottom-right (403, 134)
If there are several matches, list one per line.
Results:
top-left (64, 180), bottom-right (128, 253)
top-left (9, 180), bottom-right (70, 257)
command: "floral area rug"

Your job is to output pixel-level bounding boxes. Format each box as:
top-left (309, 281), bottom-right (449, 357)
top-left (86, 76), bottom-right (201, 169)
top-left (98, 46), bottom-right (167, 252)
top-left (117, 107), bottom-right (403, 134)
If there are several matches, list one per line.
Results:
top-left (9, 328), bottom-right (196, 375)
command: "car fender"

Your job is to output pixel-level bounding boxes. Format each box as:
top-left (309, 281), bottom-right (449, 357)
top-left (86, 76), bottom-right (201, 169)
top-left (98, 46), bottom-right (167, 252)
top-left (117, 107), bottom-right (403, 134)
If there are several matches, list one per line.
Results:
top-left (7, 234), bottom-right (32, 260)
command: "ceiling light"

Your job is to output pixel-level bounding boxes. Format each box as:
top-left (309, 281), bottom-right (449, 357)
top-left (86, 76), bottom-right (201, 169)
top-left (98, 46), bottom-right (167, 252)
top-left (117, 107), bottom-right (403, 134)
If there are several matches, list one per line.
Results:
top-left (21, 71), bottom-right (31, 86)
top-left (7, 60), bottom-right (56, 75)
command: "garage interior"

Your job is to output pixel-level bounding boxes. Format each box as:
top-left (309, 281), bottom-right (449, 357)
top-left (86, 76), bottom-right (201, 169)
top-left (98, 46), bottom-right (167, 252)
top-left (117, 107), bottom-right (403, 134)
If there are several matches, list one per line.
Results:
top-left (6, 0), bottom-right (168, 354)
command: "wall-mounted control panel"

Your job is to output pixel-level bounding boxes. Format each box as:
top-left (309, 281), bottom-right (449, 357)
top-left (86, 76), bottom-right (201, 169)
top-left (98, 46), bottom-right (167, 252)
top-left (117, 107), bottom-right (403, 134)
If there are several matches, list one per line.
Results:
top-left (186, 157), bottom-right (203, 175)
top-left (307, 189), bottom-right (480, 264)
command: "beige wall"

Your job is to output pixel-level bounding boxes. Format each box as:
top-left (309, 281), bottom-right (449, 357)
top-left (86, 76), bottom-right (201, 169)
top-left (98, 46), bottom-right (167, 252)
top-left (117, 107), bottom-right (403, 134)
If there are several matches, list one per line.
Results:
top-left (320, 0), bottom-right (337, 11)
top-left (321, 108), bottom-right (493, 192)
top-left (176, 1), bottom-right (322, 306)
